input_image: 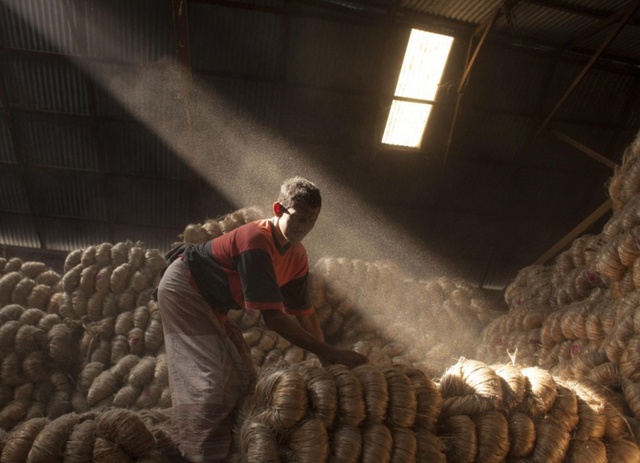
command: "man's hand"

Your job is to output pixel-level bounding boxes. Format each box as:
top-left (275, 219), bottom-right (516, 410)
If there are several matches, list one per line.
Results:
top-left (262, 309), bottom-right (367, 369)
top-left (323, 347), bottom-right (368, 369)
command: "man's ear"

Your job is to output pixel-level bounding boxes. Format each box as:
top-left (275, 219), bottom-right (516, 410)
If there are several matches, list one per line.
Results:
top-left (273, 202), bottom-right (283, 217)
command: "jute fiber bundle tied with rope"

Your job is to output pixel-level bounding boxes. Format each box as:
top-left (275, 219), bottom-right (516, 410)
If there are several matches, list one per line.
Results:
top-left (390, 426), bottom-right (417, 463)
top-left (606, 438), bottom-right (640, 463)
top-left (63, 415), bottom-right (98, 463)
top-left (493, 363), bottom-right (527, 412)
top-left (545, 381), bottom-right (579, 431)
top-left (326, 364), bottom-right (365, 428)
top-left (86, 370), bottom-right (118, 408)
top-left (251, 368), bottom-right (309, 432)
top-left (280, 417), bottom-right (329, 463)
top-left (0, 416), bottom-right (49, 463)
top-left (94, 408), bottom-right (156, 458)
top-left (353, 363), bottom-right (388, 424)
top-left (71, 361), bottom-right (104, 412)
top-left (530, 415), bottom-right (571, 463)
top-left (415, 427), bottom-right (446, 463)
top-left (0, 272), bottom-right (23, 306)
top-left (566, 438), bottom-right (607, 463)
top-left (507, 411), bottom-right (536, 458)
top-left (0, 383), bottom-right (32, 430)
top-left (439, 414), bottom-right (477, 463)
top-left (236, 420), bottom-right (280, 463)
top-left (400, 365), bottom-right (442, 431)
top-left (330, 424), bottom-right (361, 463)
top-left (622, 378), bottom-right (640, 420)
top-left (179, 206), bottom-right (265, 244)
top-left (361, 422), bottom-right (393, 463)
top-left (26, 412), bottom-right (81, 463)
top-left (474, 410), bottom-right (510, 463)
top-left (519, 367), bottom-right (558, 417)
top-left (439, 359), bottom-right (504, 418)
top-left (292, 362), bottom-right (337, 429)
top-left (383, 366), bottom-right (417, 429)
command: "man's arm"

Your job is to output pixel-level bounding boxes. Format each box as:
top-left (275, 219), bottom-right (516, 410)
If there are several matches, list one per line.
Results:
top-left (261, 309), bottom-right (366, 369)
top-left (295, 311), bottom-right (325, 342)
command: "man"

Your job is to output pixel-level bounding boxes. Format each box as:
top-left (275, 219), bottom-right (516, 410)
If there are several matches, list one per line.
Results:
top-left (156, 177), bottom-right (367, 462)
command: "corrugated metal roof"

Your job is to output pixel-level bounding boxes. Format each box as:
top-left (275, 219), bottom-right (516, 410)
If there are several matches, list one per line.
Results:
top-left (287, 15), bottom-right (384, 92)
top-left (189, 3), bottom-right (283, 77)
top-left (3, 55), bottom-right (88, 114)
top-left (32, 172), bottom-right (106, 220)
top-left (582, 21), bottom-right (640, 62)
top-left (99, 119), bottom-right (189, 179)
top-left (15, 112), bottom-right (98, 170)
top-left (0, 214), bottom-right (40, 248)
top-left (0, 0), bottom-right (80, 54)
top-left (0, 114), bottom-right (15, 162)
top-left (546, 62), bottom-right (636, 124)
top-left (106, 177), bottom-right (190, 228)
top-left (500, 2), bottom-right (598, 45)
top-left (0, 169), bottom-right (29, 213)
top-left (40, 217), bottom-right (110, 251)
top-left (1, 0), bottom-right (639, 290)
top-left (84, 0), bottom-right (176, 62)
top-left (400, 0), bottom-right (503, 24)
top-left (461, 45), bottom-right (550, 114)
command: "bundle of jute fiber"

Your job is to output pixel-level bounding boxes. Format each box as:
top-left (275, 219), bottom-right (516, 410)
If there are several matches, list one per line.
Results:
top-left (608, 129), bottom-right (640, 212)
top-left (503, 264), bottom-right (554, 311)
top-left (72, 352), bottom-right (170, 413)
top-left (59, 242), bottom-right (165, 322)
top-left (232, 420), bottom-right (280, 463)
top-left (0, 408), bottom-right (175, 463)
top-left (178, 206), bottom-right (266, 245)
top-left (291, 362), bottom-right (338, 428)
top-left (0, 260), bottom-right (62, 312)
top-left (434, 360), bottom-right (640, 462)
top-left (76, 298), bottom-right (165, 379)
top-left (228, 306), bottom-right (263, 331)
top-left (536, 296), bottom-right (610, 377)
top-left (475, 305), bottom-right (546, 366)
top-left (232, 360), bottom-right (443, 463)
top-left (0, 305), bottom-right (82, 430)
top-left (244, 367), bottom-right (309, 432)
top-left (279, 417), bottom-right (330, 463)
top-left (402, 277), bottom-right (505, 376)
top-left (240, 325), bottom-right (315, 369)
top-left (351, 338), bottom-right (418, 369)
top-left (438, 358), bottom-right (504, 419)
top-left (311, 257), bottom-right (406, 344)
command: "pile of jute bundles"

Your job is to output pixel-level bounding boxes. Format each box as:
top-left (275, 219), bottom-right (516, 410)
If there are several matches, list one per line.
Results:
top-left (307, 256), bottom-right (503, 377)
top-left (0, 207), bottom-right (267, 461)
top-left (476, 132), bottom-right (640, 443)
top-left (0, 244), bottom-right (181, 461)
top-left (3, 157), bottom-right (640, 462)
top-left (231, 355), bottom-right (640, 462)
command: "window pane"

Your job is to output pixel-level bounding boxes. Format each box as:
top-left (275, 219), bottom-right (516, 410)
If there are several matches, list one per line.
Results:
top-left (382, 100), bottom-right (432, 148)
top-left (395, 30), bottom-right (454, 101)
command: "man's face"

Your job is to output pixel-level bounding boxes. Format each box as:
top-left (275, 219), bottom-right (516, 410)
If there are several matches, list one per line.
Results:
top-left (278, 202), bottom-right (320, 243)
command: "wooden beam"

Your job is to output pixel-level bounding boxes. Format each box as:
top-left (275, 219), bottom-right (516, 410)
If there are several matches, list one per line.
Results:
top-left (172, 0), bottom-right (202, 222)
top-left (538, 0), bottom-right (640, 133)
top-left (444, 8), bottom-right (498, 163)
top-left (551, 129), bottom-right (618, 169)
top-left (534, 199), bottom-right (612, 265)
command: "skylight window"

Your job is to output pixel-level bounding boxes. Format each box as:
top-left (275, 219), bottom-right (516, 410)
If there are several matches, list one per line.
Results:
top-left (382, 29), bottom-right (454, 149)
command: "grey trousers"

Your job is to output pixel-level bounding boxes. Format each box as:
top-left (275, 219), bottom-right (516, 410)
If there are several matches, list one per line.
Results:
top-left (156, 257), bottom-right (256, 462)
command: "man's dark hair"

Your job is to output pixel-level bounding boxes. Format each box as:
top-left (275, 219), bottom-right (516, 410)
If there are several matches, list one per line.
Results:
top-left (278, 177), bottom-right (322, 209)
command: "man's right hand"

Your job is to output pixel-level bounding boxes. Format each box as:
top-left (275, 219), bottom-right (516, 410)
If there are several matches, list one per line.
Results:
top-left (325, 348), bottom-right (368, 369)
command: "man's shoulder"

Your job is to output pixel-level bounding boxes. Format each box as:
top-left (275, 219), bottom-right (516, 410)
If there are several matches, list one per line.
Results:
top-left (233, 219), bottom-right (273, 248)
